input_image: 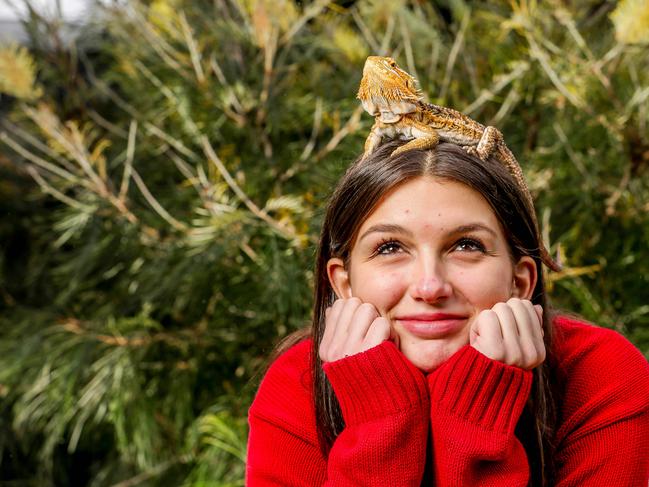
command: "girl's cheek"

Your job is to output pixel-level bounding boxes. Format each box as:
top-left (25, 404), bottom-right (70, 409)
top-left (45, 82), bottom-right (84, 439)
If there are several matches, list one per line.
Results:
top-left (461, 273), bottom-right (510, 308)
top-left (353, 267), bottom-right (407, 310)
top-left (376, 272), bottom-right (406, 306)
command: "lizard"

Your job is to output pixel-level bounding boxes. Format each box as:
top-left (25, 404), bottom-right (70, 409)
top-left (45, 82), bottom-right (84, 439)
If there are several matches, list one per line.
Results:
top-left (356, 55), bottom-right (560, 271)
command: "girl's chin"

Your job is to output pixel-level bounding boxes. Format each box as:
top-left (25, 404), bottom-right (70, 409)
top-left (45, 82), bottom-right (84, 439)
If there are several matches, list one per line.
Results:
top-left (400, 340), bottom-right (467, 373)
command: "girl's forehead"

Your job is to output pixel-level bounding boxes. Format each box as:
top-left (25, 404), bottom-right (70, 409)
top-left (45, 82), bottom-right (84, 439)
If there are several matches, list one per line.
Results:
top-left (346, 177), bottom-right (506, 253)
top-left (361, 176), bottom-right (497, 224)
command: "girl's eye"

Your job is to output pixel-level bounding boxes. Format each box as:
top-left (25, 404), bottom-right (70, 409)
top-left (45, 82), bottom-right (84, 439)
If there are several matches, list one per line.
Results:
top-left (375, 240), bottom-right (403, 255)
top-left (453, 237), bottom-right (486, 253)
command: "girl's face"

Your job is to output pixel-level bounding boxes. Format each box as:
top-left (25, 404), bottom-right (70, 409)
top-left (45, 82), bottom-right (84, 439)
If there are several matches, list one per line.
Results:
top-left (327, 176), bottom-right (536, 372)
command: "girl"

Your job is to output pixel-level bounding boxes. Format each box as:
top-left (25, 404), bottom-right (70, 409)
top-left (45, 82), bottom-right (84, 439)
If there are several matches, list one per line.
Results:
top-left (246, 141), bottom-right (649, 486)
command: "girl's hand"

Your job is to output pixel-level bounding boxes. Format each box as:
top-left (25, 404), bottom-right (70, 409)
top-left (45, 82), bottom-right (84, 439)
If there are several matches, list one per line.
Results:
top-left (319, 298), bottom-right (396, 363)
top-left (469, 298), bottom-right (545, 370)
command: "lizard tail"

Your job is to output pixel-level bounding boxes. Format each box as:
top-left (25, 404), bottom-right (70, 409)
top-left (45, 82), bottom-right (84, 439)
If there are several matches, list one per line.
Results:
top-left (497, 145), bottom-right (561, 272)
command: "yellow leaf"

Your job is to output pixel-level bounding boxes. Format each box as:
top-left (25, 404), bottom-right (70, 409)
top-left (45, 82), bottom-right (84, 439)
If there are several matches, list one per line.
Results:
top-left (332, 26), bottom-right (369, 63)
top-left (239, 0), bottom-right (298, 47)
top-left (0, 44), bottom-right (42, 100)
top-left (148, 0), bottom-right (182, 40)
top-left (610, 0), bottom-right (649, 45)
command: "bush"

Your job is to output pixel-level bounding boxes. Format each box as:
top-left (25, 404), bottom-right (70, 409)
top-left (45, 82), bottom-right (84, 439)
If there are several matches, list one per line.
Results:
top-left (1, 0), bottom-right (647, 484)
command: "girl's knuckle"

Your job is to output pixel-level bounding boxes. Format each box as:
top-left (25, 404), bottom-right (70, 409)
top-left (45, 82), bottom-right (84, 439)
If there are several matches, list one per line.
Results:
top-left (359, 302), bottom-right (377, 316)
top-left (348, 297), bottom-right (361, 306)
top-left (479, 309), bottom-right (498, 324)
top-left (507, 348), bottom-right (522, 366)
top-left (373, 318), bottom-right (389, 333)
top-left (537, 346), bottom-right (547, 363)
top-left (522, 343), bottom-right (537, 360)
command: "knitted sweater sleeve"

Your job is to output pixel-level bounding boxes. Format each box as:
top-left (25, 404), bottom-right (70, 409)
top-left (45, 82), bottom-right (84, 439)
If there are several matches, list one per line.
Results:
top-left (427, 345), bottom-right (534, 486)
top-left (551, 318), bottom-right (649, 486)
top-left (322, 340), bottom-right (430, 485)
top-left (247, 340), bottom-right (430, 486)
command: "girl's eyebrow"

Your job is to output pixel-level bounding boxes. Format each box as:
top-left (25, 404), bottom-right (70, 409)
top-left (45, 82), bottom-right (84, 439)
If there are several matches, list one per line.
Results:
top-left (449, 223), bottom-right (497, 237)
top-left (358, 222), bottom-right (497, 242)
top-left (358, 223), bottom-right (413, 242)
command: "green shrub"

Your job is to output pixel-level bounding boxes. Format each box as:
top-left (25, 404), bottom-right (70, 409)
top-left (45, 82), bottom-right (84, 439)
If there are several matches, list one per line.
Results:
top-left (1, 0), bottom-right (647, 484)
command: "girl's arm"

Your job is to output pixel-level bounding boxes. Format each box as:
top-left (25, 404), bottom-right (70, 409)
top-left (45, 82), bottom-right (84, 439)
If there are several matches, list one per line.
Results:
top-left (427, 344), bottom-right (534, 487)
top-left (322, 340), bottom-right (430, 484)
top-left (246, 340), bottom-right (326, 486)
top-left (425, 314), bottom-right (649, 487)
top-left (426, 299), bottom-right (544, 486)
top-left (247, 340), bottom-right (430, 486)
top-left (551, 319), bottom-right (649, 486)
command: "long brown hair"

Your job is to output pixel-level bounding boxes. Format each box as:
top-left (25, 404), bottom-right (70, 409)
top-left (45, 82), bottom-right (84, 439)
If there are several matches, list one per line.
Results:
top-left (310, 141), bottom-right (557, 486)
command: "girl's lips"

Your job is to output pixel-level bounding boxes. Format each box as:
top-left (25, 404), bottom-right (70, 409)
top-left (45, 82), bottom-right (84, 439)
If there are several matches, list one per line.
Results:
top-left (395, 314), bottom-right (468, 338)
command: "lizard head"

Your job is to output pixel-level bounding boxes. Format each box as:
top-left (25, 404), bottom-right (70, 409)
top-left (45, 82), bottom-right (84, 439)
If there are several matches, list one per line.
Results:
top-left (357, 56), bottom-right (422, 118)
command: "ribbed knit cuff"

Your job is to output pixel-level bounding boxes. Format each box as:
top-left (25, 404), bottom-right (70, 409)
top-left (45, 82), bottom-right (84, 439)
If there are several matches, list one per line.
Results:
top-left (323, 341), bottom-right (429, 425)
top-left (427, 345), bottom-right (533, 434)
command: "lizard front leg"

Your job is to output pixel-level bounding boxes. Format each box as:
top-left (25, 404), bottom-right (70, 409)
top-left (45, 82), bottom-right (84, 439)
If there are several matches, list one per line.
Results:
top-left (390, 120), bottom-right (440, 157)
top-left (362, 120), bottom-right (383, 160)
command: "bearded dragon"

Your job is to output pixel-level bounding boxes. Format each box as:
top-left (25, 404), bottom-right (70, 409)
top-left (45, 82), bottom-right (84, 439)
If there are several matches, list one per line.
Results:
top-left (357, 55), bottom-right (560, 271)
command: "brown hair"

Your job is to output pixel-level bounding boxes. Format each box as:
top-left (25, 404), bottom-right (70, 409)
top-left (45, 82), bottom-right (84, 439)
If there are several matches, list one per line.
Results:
top-left (310, 141), bottom-right (557, 486)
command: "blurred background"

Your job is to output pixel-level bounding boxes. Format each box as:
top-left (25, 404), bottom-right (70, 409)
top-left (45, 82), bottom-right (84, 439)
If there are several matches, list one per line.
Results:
top-left (0, 0), bottom-right (648, 485)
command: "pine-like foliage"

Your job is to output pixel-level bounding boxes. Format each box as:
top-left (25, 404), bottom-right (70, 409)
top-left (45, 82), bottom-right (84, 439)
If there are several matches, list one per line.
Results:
top-left (0, 0), bottom-right (647, 485)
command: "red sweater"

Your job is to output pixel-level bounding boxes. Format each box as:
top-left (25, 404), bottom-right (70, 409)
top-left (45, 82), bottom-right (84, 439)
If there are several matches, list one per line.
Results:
top-left (247, 316), bottom-right (649, 486)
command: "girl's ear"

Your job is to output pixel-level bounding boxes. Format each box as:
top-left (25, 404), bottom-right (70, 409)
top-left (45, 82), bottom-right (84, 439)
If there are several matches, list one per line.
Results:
top-left (327, 257), bottom-right (353, 299)
top-left (511, 255), bottom-right (537, 300)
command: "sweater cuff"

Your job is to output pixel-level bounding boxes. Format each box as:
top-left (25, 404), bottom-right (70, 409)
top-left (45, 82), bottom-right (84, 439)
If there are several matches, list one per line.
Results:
top-left (427, 345), bottom-right (532, 434)
top-left (323, 341), bottom-right (429, 425)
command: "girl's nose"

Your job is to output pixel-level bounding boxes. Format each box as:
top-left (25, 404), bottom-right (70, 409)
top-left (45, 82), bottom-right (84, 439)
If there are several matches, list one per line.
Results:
top-left (410, 261), bottom-right (452, 303)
